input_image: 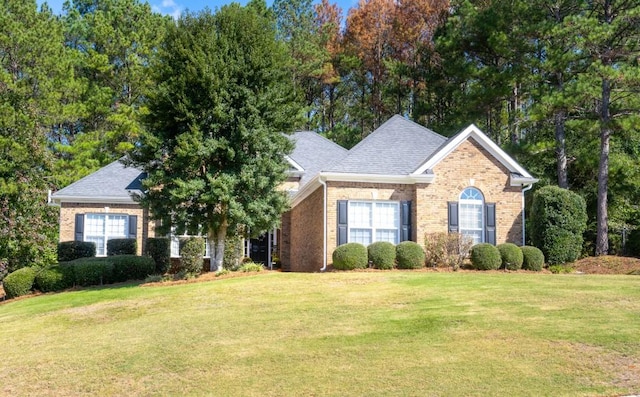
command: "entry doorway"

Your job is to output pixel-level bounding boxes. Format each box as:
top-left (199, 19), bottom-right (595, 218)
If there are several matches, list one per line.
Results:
top-left (246, 229), bottom-right (278, 269)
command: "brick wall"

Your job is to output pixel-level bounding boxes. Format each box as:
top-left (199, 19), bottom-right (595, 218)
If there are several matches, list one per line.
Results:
top-left (59, 203), bottom-right (155, 255)
top-left (282, 187), bottom-right (325, 272)
top-left (415, 138), bottom-right (523, 245)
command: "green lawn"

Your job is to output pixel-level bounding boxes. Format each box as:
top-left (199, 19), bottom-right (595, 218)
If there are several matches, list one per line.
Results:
top-left (2, 271), bottom-right (639, 396)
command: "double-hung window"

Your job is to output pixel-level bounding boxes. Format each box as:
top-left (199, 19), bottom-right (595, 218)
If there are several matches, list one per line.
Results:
top-left (347, 201), bottom-right (400, 245)
top-left (170, 233), bottom-right (211, 258)
top-left (84, 214), bottom-right (129, 256)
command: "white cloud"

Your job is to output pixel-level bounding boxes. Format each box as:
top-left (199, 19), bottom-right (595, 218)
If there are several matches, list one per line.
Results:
top-left (152, 0), bottom-right (183, 19)
top-left (162, 0), bottom-right (177, 7)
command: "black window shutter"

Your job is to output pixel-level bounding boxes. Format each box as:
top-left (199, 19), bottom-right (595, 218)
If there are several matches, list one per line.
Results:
top-left (337, 200), bottom-right (348, 246)
top-left (128, 215), bottom-right (138, 239)
top-left (485, 203), bottom-right (496, 245)
top-left (448, 202), bottom-right (459, 233)
top-left (400, 201), bottom-right (411, 242)
top-left (74, 214), bottom-right (84, 241)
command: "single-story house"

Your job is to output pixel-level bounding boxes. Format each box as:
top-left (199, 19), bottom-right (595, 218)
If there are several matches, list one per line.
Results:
top-left (50, 115), bottom-right (537, 271)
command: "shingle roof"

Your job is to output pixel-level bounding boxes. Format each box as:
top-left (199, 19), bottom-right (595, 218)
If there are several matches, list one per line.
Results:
top-left (51, 160), bottom-right (145, 202)
top-left (288, 131), bottom-right (348, 186)
top-left (325, 115), bottom-right (447, 175)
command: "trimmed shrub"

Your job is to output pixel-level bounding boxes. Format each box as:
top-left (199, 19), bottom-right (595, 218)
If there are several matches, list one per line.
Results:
top-left (497, 243), bottom-right (523, 270)
top-left (107, 238), bottom-right (137, 256)
top-left (396, 241), bottom-right (425, 269)
top-left (111, 255), bottom-right (156, 282)
top-left (470, 243), bottom-right (502, 270)
top-left (146, 238), bottom-right (171, 274)
top-left (530, 186), bottom-right (587, 264)
top-left (72, 258), bottom-right (114, 286)
top-left (34, 267), bottom-right (73, 292)
top-left (179, 237), bottom-right (204, 277)
top-left (521, 246), bottom-right (545, 271)
top-left (57, 241), bottom-right (96, 262)
top-left (332, 243), bottom-right (368, 270)
top-left (224, 233), bottom-right (245, 271)
top-left (367, 241), bottom-right (396, 270)
top-left (3, 267), bottom-right (36, 299)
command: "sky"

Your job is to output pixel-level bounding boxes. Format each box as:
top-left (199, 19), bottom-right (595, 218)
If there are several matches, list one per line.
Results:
top-left (38, 0), bottom-right (357, 19)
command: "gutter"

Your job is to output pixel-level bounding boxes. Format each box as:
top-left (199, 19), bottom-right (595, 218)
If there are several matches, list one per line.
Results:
top-left (521, 184), bottom-right (534, 245)
top-left (319, 176), bottom-right (328, 272)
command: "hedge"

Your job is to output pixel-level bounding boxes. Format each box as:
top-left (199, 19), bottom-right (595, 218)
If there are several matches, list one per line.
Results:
top-left (111, 255), bottom-right (156, 282)
top-left (107, 238), bottom-right (137, 256)
top-left (57, 241), bottom-right (96, 262)
top-left (71, 258), bottom-right (114, 286)
top-left (521, 246), bottom-right (545, 271)
top-left (367, 241), bottom-right (396, 269)
top-left (3, 267), bottom-right (36, 299)
top-left (34, 266), bottom-right (73, 292)
top-left (471, 243), bottom-right (501, 270)
top-left (332, 243), bottom-right (368, 270)
top-left (497, 243), bottom-right (523, 270)
top-left (530, 186), bottom-right (587, 264)
top-left (396, 241), bottom-right (425, 269)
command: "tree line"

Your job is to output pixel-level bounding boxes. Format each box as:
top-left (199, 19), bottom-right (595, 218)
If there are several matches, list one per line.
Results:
top-left (1, 0), bottom-right (638, 272)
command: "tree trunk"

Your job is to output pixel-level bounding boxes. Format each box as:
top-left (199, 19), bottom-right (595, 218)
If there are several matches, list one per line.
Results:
top-left (554, 108), bottom-right (568, 189)
top-left (595, 78), bottom-right (611, 256)
top-left (209, 218), bottom-right (228, 272)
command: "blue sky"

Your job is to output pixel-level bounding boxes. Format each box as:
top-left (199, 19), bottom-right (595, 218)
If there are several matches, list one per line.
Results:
top-left (39, 0), bottom-right (357, 19)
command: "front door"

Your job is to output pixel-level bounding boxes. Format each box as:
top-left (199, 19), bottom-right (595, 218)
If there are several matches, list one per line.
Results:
top-left (249, 234), bottom-right (269, 264)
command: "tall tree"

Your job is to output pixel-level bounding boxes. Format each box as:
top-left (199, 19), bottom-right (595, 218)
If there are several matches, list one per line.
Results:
top-left (52, 0), bottom-right (170, 187)
top-left (571, 0), bottom-right (640, 255)
top-left (0, 1), bottom-right (66, 272)
top-left (129, 4), bottom-right (302, 271)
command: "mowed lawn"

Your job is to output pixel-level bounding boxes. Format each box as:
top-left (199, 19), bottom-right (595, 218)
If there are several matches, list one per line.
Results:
top-left (1, 271), bottom-right (639, 396)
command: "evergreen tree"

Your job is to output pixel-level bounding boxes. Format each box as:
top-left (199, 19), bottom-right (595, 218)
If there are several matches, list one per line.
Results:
top-left (0, 1), bottom-right (65, 272)
top-left (129, 4), bottom-right (302, 271)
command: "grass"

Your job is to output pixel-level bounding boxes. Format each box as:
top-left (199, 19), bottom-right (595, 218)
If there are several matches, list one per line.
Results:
top-left (1, 271), bottom-right (639, 396)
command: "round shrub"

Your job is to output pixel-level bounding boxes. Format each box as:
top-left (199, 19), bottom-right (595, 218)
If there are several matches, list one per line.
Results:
top-left (396, 241), bottom-right (425, 269)
top-left (470, 243), bottom-right (502, 270)
top-left (530, 185), bottom-right (587, 264)
top-left (520, 246), bottom-right (545, 271)
top-left (34, 267), bottom-right (73, 292)
top-left (3, 267), bottom-right (36, 299)
top-left (332, 243), bottom-right (368, 270)
top-left (497, 243), bottom-right (523, 270)
top-left (367, 241), bottom-right (396, 270)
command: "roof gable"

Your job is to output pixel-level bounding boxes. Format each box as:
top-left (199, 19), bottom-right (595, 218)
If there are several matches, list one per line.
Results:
top-left (412, 124), bottom-right (535, 183)
top-left (326, 115), bottom-right (447, 175)
top-left (51, 160), bottom-right (145, 204)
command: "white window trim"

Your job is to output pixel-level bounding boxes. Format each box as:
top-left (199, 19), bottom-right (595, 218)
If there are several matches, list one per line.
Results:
top-left (347, 200), bottom-right (400, 245)
top-left (84, 213), bottom-right (129, 257)
top-left (170, 233), bottom-right (211, 258)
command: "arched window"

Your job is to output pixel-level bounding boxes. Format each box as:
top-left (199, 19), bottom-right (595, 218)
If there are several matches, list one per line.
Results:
top-left (459, 187), bottom-right (484, 244)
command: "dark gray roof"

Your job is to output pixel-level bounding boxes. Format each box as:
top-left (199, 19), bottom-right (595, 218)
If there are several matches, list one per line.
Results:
top-left (52, 160), bottom-right (145, 201)
top-left (325, 115), bottom-right (447, 175)
top-left (288, 131), bottom-right (348, 186)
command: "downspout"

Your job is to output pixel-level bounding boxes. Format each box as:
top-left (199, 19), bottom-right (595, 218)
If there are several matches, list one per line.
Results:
top-left (522, 184), bottom-right (533, 245)
top-left (319, 176), bottom-right (328, 272)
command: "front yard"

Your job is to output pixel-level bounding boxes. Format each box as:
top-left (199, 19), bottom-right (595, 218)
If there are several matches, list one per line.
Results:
top-left (1, 271), bottom-right (639, 396)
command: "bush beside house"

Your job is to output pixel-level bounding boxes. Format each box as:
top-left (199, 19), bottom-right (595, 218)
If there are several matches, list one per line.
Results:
top-left (107, 238), bottom-right (137, 256)
top-left (497, 243), bottom-right (523, 270)
top-left (471, 243), bottom-right (502, 270)
top-left (530, 186), bottom-right (587, 264)
top-left (3, 267), bottom-right (37, 299)
top-left (521, 246), bottom-right (545, 271)
top-left (396, 241), bottom-right (425, 269)
top-left (57, 241), bottom-right (96, 262)
top-left (367, 242), bottom-right (396, 269)
top-left (333, 243), bottom-right (368, 270)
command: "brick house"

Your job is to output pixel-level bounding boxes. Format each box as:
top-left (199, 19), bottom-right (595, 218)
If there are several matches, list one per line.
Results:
top-left (50, 115), bottom-right (536, 271)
